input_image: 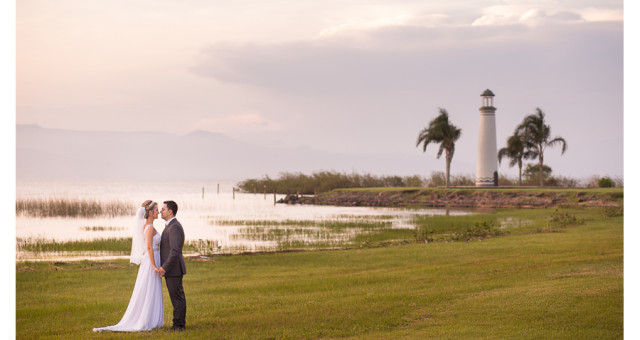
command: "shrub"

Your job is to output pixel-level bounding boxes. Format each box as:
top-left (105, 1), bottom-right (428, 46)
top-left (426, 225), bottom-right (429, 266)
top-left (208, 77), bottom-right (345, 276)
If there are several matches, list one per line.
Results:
top-left (543, 210), bottom-right (583, 232)
top-left (237, 171), bottom-right (432, 194)
top-left (450, 221), bottom-right (505, 241)
top-left (598, 176), bottom-right (616, 188)
top-left (414, 226), bottom-right (434, 243)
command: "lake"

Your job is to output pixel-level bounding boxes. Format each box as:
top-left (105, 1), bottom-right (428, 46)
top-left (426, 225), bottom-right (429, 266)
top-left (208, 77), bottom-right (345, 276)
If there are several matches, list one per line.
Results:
top-left (16, 179), bottom-right (465, 260)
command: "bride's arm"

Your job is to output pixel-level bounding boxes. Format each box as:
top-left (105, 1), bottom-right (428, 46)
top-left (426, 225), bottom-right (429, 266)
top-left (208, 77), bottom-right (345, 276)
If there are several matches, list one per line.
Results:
top-left (145, 226), bottom-right (157, 270)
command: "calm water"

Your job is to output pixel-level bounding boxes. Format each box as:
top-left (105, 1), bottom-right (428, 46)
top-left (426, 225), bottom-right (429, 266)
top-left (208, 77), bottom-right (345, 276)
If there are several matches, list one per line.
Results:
top-left (16, 179), bottom-right (464, 260)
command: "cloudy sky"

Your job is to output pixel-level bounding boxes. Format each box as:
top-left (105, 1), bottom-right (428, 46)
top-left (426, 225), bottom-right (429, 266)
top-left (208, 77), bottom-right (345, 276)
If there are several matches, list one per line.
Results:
top-left (14, 0), bottom-right (625, 179)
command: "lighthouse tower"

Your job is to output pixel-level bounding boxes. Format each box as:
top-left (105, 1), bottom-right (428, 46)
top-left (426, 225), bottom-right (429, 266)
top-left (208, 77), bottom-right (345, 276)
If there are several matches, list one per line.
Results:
top-left (476, 89), bottom-right (498, 187)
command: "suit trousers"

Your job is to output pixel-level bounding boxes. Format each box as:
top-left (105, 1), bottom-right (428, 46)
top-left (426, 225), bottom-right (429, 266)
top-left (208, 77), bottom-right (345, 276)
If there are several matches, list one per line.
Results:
top-left (165, 275), bottom-right (186, 327)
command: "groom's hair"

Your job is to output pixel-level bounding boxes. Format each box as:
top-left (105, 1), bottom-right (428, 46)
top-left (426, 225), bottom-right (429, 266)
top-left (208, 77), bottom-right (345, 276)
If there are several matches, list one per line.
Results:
top-left (164, 200), bottom-right (178, 216)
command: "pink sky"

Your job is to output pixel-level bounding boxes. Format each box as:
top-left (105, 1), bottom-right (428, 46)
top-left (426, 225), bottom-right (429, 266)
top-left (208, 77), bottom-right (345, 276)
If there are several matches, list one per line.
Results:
top-left (11, 0), bottom-right (631, 179)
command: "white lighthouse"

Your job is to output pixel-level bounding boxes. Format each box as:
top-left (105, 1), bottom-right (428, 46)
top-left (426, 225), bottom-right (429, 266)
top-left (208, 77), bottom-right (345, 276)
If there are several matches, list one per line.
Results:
top-left (476, 89), bottom-right (498, 187)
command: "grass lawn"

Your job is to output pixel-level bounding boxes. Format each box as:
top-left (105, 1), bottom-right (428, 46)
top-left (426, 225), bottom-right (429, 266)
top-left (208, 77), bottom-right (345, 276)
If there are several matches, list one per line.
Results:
top-left (16, 211), bottom-right (622, 339)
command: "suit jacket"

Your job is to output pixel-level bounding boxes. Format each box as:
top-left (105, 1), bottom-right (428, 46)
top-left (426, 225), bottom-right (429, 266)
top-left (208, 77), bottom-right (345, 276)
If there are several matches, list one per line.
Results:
top-left (160, 218), bottom-right (186, 277)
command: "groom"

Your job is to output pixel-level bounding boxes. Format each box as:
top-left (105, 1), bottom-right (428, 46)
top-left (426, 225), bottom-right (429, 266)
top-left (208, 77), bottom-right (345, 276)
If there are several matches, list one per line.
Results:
top-left (158, 200), bottom-right (187, 331)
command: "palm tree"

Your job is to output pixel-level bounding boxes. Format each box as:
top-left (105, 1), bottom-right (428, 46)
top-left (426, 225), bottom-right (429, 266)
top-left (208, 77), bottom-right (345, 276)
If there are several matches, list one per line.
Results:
top-left (416, 108), bottom-right (462, 188)
top-left (497, 131), bottom-right (534, 186)
top-left (515, 108), bottom-right (567, 187)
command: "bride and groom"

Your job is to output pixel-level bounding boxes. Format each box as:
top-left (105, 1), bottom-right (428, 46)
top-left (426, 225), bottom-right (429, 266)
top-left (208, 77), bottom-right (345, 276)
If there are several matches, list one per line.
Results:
top-left (93, 200), bottom-right (187, 332)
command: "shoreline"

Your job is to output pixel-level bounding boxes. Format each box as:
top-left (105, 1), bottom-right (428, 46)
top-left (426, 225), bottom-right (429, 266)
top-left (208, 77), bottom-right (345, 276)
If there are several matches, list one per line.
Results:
top-left (278, 187), bottom-right (623, 209)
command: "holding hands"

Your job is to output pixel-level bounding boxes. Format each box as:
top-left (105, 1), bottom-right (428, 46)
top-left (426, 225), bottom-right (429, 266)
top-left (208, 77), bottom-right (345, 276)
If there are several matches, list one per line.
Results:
top-left (155, 266), bottom-right (166, 277)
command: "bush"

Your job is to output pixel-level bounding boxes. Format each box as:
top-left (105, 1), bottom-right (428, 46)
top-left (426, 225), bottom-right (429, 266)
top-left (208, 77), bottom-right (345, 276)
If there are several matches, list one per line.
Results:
top-left (450, 221), bottom-right (505, 241)
top-left (543, 209), bottom-right (583, 232)
top-left (598, 176), bottom-right (616, 188)
top-left (237, 171), bottom-right (432, 194)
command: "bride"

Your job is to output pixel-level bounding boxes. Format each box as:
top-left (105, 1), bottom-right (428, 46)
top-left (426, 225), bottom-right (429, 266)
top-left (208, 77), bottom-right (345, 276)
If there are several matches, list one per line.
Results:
top-left (93, 200), bottom-right (164, 332)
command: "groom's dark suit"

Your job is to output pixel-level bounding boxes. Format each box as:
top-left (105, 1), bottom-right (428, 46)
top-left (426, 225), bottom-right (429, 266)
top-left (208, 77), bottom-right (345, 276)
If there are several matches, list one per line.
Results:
top-left (160, 218), bottom-right (187, 328)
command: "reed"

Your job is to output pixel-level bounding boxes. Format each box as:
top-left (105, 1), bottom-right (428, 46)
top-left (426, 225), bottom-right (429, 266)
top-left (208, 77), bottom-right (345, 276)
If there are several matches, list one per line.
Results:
top-left (212, 219), bottom-right (391, 229)
top-left (17, 237), bottom-right (205, 257)
top-left (80, 226), bottom-right (125, 231)
top-left (212, 219), bottom-right (318, 226)
top-left (231, 227), bottom-right (354, 242)
top-left (16, 198), bottom-right (135, 218)
top-left (17, 237), bottom-right (132, 252)
top-left (184, 239), bottom-right (222, 254)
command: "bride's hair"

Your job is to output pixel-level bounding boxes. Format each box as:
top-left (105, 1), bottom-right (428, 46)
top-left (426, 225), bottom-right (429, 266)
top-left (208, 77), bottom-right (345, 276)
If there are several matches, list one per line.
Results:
top-left (141, 200), bottom-right (157, 219)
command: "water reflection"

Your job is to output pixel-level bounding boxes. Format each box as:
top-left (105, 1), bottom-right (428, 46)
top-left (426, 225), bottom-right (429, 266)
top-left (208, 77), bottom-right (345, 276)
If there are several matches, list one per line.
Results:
top-left (16, 180), bottom-right (469, 261)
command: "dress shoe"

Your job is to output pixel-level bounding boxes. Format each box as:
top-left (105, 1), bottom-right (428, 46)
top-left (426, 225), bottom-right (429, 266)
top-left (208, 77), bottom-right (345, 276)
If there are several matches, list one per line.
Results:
top-left (171, 325), bottom-right (185, 331)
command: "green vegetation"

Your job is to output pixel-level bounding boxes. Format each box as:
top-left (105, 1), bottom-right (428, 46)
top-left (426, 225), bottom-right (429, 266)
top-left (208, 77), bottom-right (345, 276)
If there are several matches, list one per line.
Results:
top-left (16, 209), bottom-right (622, 339)
top-left (237, 171), bottom-right (427, 194)
top-left (237, 171), bottom-right (621, 195)
top-left (416, 108), bottom-right (462, 187)
top-left (316, 187), bottom-right (623, 210)
top-left (212, 219), bottom-right (390, 228)
top-left (514, 107), bottom-right (568, 186)
top-left (498, 129), bottom-right (530, 185)
top-left (411, 207), bottom-right (594, 242)
top-left (598, 176), bottom-right (616, 188)
top-left (17, 204), bottom-right (619, 255)
top-left (16, 198), bottom-right (135, 218)
top-left (17, 237), bottom-right (133, 252)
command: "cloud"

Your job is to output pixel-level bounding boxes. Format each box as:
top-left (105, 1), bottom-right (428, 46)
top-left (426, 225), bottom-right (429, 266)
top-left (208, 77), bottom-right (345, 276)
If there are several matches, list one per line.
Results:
top-left (192, 21), bottom-right (621, 98)
top-left (472, 6), bottom-right (586, 26)
top-left (188, 18), bottom-right (622, 174)
top-left (317, 14), bottom-right (412, 38)
top-left (578, 7), bottom-right (623, 22)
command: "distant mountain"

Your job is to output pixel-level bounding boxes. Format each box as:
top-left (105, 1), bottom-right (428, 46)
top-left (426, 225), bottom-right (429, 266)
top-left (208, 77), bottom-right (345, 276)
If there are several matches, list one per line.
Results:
top-left (16, 124), bottom-right (456, 180)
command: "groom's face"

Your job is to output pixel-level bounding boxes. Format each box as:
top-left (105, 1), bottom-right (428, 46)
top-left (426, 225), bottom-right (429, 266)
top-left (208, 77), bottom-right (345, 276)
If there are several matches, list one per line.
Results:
top-left (161, 204), bottom-right (172, 220)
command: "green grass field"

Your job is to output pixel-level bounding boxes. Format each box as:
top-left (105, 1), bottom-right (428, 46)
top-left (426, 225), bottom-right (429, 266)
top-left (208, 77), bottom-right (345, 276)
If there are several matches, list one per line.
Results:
top-left (16, 209), bottom-right (622, 339)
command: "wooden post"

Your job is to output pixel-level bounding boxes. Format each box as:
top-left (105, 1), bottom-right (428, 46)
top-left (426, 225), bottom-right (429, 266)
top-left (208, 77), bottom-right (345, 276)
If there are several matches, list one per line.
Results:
top-left (217, 183), bottom-right (220, 195)
top-left (202, 187), bottom-right (205, 199)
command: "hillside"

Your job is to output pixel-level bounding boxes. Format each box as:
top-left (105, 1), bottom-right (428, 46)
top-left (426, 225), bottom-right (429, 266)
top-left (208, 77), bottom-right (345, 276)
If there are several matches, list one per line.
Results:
top-left (16, 124), bottom-right (433, 180)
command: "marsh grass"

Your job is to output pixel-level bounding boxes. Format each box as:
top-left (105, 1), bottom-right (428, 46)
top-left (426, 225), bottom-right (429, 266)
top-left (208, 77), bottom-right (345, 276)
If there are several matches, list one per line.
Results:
top-left (18, 209), bottom-right (601, 257)
top-left (212, 219), bottom-right (392, 229)
top-left (213, 219), bottom-right (318, 226)
top-left (224, 219), bottom-right (396, 251)
top-left (412, 208), bottom-right (597, 242)
top-left (185, 239), bottom-right (222, 254)
top-left (80, 226), bottom-right (125, 231)
top-left (16, 198), bottom-right (135, 218)
top-left (231, 227), bottom-right (348, 242)
top-left (15, 211), bottom-right (623, 339)
top-left (17, 237), bottom-right (132, 252)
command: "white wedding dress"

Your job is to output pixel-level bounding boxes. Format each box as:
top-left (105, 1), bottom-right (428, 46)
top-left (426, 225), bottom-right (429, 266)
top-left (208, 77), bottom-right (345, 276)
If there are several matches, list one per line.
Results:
top-left (93, 225), bottom-right (164, 332)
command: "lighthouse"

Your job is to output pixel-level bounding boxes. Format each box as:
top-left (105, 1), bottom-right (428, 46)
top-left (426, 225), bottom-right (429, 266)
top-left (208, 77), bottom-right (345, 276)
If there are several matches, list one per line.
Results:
top-left (476, 89), bottom-right (498, 187)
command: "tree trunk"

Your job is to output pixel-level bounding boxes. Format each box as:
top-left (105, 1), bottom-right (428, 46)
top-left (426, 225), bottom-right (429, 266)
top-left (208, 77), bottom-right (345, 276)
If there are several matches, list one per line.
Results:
top-left (538, 152), bottom-right (544, 187)
top-left (518, 159), bottom-right (522, 186)
top-left (445, 150), bottom-right (451, 188)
